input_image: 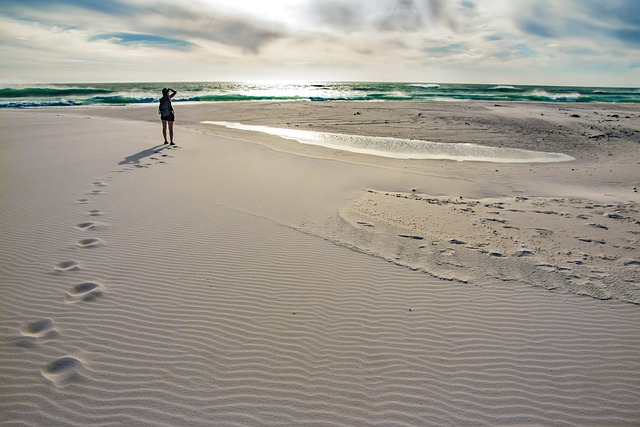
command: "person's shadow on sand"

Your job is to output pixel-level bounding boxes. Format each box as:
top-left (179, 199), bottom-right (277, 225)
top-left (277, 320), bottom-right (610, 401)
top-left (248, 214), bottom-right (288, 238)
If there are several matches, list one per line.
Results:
top-left (119, 145), bottom-right (167, 165)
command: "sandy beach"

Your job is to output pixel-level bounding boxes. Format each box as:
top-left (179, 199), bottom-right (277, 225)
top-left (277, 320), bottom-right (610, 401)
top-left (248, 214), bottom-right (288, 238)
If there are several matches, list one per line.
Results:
top-left (1, 101), bottom-right (639, 425)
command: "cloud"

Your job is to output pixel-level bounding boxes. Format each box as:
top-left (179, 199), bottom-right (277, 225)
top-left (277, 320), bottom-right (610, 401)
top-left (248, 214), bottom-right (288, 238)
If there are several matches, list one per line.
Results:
top-left (1, 0), bottom-right (285, 53)
top-left (583, 0), bottom-right (640, 27)
top-left (514, 0), bottom-right (640, 48)
top-left (304, 0), bottom-right (457, 33)
top-left (165, 7), bottom-right (284, 53)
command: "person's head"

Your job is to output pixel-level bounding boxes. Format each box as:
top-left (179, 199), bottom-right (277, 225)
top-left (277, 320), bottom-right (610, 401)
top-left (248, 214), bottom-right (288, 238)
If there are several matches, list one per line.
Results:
top-left (162, 88), bottom-right (168, 96)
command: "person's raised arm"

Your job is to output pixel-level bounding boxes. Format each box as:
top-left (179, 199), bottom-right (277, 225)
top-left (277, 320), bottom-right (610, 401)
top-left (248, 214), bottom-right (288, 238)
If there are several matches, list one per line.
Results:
top-left (169, 88), bottom-right (177, 99)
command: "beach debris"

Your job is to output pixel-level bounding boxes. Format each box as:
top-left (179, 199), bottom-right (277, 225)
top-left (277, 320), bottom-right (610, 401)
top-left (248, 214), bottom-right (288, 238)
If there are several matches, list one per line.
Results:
top-left (605, 213), bottom-right (624, 219)
top-left (589, 223), bottom-right (608, 230)
top-left (513, 249), bottom-right (535, 257)
top-left (356, 221), bottom-right (374, 227)
top-left (399, 234), bottom-right (424, 240)
top-left (577, 237), bottom-right (606, 244)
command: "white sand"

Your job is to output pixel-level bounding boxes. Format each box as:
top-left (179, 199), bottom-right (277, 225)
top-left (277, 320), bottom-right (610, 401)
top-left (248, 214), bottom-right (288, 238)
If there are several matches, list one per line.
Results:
top-left (1, 102), bottom-right (639, 426)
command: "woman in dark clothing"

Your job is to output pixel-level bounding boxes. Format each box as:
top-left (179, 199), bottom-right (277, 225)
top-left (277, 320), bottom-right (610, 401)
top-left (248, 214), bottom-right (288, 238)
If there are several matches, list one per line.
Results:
top-left (159, 88), bottom-right (177, 145)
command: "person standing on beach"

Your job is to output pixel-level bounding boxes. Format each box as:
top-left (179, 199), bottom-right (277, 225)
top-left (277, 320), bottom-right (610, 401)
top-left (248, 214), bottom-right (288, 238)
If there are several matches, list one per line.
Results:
top-left (159, 88), bottom-right (177, 145)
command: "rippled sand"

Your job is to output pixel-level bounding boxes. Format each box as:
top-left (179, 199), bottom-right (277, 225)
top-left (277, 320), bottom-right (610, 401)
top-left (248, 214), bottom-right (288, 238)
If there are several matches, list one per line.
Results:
top-left (1, 102), bottom-right (639, 426)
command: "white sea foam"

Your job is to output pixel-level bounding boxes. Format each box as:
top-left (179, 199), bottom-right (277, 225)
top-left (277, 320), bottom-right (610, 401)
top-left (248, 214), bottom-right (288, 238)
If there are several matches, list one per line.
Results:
top-left (491, 85), bottom-right (520, 90)
top-left (409, 83), bottom-right (441, 88)
top-left (530, 89), bottom-right (582, 101)
top-left (204, 121), bottom-right (575, 163)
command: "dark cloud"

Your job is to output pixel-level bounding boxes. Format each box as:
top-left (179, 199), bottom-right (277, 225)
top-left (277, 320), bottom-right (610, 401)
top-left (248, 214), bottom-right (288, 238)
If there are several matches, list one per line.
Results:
top-left (155, 6), bottom-right (284, 53)
top-left (582, 0), bottom-right (640, 27)
top-left (519, 20), bottom-right (555, 38)
top-left (516, 0), bottom-right (640, 48)
top-left (608, 27), bottom-right (640, 45)
top-left (305, 0), bottom-right (453, 32)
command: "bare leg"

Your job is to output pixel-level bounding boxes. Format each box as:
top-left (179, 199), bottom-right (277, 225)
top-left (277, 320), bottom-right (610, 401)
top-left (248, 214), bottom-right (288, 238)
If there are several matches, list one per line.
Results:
top-left (162, 120), bottom-right (168, 143)
top-left (168, 121), bottom-right (174, 144)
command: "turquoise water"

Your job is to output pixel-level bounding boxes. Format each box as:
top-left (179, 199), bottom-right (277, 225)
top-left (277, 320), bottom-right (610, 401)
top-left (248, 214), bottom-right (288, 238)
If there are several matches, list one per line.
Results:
top-left (1, 81), bottom-right (639, 108)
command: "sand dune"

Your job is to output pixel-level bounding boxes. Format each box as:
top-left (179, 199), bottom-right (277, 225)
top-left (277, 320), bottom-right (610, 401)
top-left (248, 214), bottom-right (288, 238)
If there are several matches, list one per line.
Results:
top-left (1, 105), bottom-right (639, 426)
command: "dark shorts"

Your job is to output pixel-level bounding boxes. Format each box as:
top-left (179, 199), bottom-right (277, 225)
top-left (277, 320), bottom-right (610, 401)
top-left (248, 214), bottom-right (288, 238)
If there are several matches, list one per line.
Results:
top-left (161, 113), bottom-right (175, 122)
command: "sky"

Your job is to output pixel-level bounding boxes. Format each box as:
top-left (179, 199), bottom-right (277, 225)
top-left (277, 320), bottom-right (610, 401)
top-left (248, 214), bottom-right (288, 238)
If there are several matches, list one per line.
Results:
top-left (1, 0), bottom-right (639, 86)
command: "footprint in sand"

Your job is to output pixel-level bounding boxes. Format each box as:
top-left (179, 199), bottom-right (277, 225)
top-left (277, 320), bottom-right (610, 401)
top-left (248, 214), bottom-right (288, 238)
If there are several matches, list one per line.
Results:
top-left (22, 319), bottom-right (55, 337)
top-left (65, 282), bottom-right (105, 303)
top-left (88, 209), bottom-right (103, 217)
top-left (76, 221), bottom-right (98, 231)
top-left (41, 356), bottom-right (85, 384)
top-left (76, 238), bottom-right (103, 249)
top-left (21, 319), bottom-right (60, 342)
top-left (92, 181), bottom-right (109, 188)
top-left (54, 260), bottom-right (81, 272)
top-left (76, 198), bottom-right (90, 204)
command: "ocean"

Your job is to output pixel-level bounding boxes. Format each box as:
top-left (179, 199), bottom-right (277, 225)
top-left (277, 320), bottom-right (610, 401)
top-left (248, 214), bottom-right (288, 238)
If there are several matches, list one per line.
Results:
top-left (1, 82), bottom-right (639, 108)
